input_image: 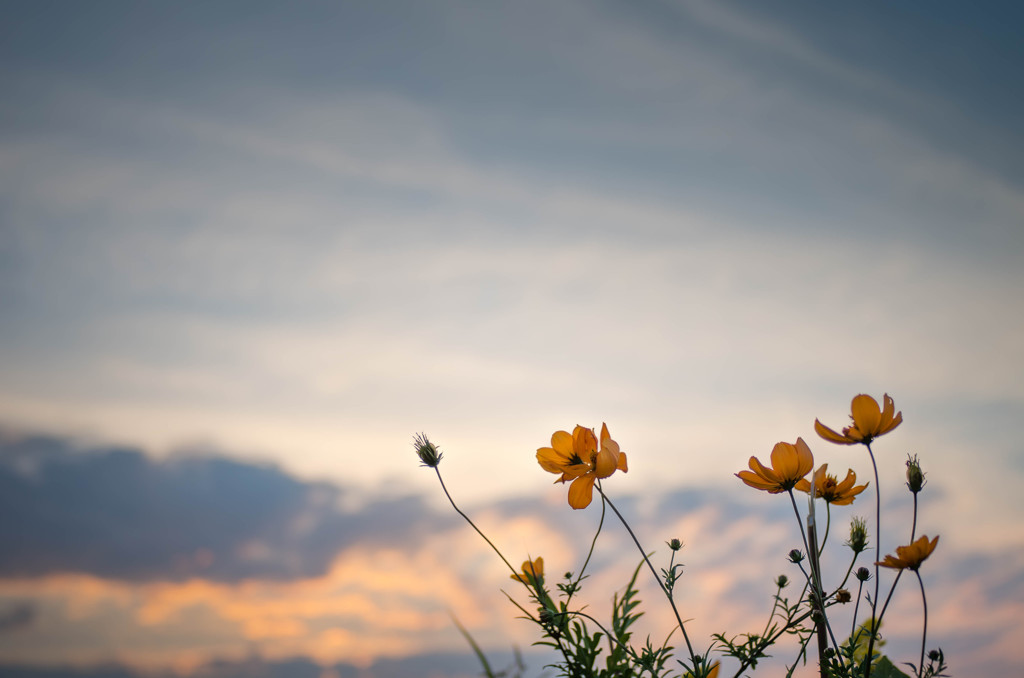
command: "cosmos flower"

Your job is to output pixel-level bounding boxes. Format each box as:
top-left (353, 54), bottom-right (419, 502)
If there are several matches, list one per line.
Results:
top-left (795, 464), bottom-right (868, 505)
top-left (510, 557), bottom-right (544, 585)
top-left (815, 393), bottom-right (902, 445)
top-left (876, 535), bottom-right (939, 571)
top-left (536, 424), bottom-right (627, 509)
top-left (736, 438), bottom-right (814, 494)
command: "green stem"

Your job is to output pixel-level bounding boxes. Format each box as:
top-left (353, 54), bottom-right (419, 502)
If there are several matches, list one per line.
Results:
top-left (863, 442), bottom-right (882, 678)
top-left (597, 485), bottom-right (698, 666)
top-left (910, 493), bottom-right (919, 542)
top-left (915, 570), bottom-right (928, 678)
top-left (566, 490), bottom-right (606, 607)
top-left (851, 578), bottom-right (865, 640)
top-left (435, 468), bottom-right (518, 577)
top-left (819, 504), bottom-right (831, 558)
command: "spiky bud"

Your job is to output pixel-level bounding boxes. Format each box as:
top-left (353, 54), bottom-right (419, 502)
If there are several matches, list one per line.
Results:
top-left (413, 433), bottom-right (443, 468)
top-left (906, 454), bottom-right (926, 494)
top-left (847, 516), bottom-right (869, 554)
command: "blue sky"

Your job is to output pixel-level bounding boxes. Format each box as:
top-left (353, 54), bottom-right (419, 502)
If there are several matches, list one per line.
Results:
top-left (1, 1), bottom-right (1022, 676)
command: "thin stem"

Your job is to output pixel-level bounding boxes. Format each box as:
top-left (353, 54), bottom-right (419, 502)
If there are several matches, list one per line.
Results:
top-left (877, 569), bottom-right (904, 621)
top-left (831, 550), bottom-right (860, 595)
top-left (787, 490), bottom-right (815, 571)
top-left (915, 571), bottom-right (929, 678)
top-left (435, 468), bottom-right (518, 576)
top-left (566, 492), bottom-right (606, 607)
top-left (910, 492), bottom-right (919, 542)
top-left (798, 493), bottom-right (845, 672)
top-left (806, 520), bottom-right (828, 676)
top-left (863, 442), bottom-right (882, 678)
top-left (860, 567), bottom-right (905, 669)
top-left (819, 504), bottom-right (832, 558)
top-left (851, 578), bottom-right (865, 639)
top-left (596, 485), bottom-right (698, 665)
top-left (759, 583), bottom-right (784, 639)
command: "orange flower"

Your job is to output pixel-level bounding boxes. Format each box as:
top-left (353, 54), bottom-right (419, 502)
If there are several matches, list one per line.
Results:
top-left (736, 438), bottom-right (814, 493)
top-left (877, 535), bottom-right (939, 571)
top-left (815, 393), bottom-right (902, 445)
top-left (536, 424), bottom-right (627, 509)
top-left (795, 464), bottom-right (868, 505)
top-left (510, 557), bottom-right (544, 585)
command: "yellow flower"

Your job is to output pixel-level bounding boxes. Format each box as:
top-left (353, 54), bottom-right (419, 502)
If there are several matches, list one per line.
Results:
top-left (815, 393), bottom-right (903, 445)
top-left (877, 535), bottom-right (939, 571)
top-left (736, 438), bottom-right (814, 493)
top-left (536, 424), bottom-right (627, 509)
top-left (510, 557), bottom-right (544, 585)
top-left (795, 464), bottom-right (868, 505)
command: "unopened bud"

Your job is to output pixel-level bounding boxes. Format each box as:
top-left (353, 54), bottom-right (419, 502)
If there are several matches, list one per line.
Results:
top-left (856, 567), bottom-right (871, 582)
top-left (667, 538), bottom-right (683, 551)
top-left (413, 433), bottom-right (443, 468)
top-left (847, 516), bottom-right (869, 554)
top-left (906, 454), bottom-right (926, 494)
top-left (788, 549), bottom-right (804, 564)
top-left (928, 650), bottom-right (941, 662)
top-left (775, 574), bottom-right (789, 588)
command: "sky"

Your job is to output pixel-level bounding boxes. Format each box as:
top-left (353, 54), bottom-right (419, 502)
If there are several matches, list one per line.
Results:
top-left (0, 1), bottom-right (1022, 676)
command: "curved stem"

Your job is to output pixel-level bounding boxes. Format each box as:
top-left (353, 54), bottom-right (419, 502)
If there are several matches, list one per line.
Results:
top-left (787, 490), bottom-right (815, 570)
top-left (831, 550), bottom-right (860, 595)
top-left (759, 582), bottom-right (784, 639)
top-left (597, 485), bottom-right (698, 665)
top-left (819, 504), bottom-right (831, 558)
top-left (915, 571), bottom-right (928, 678)
top-left (566, 492), bottom-right (606, 607)
top-left (862, 568), bottom-right (905, 666)
top-left (435, 468), bottom-right (518, 576)
top-left (863, 443), bottom-right (882, 678)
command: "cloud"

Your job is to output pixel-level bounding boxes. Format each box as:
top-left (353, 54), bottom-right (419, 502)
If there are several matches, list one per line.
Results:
top-left (0, 428), bottom-right (1020, 675)
top-left (0, 432), bottom-right (448, 582)
top-left (0, 601), bottom-right (35, 633)
top-left (0, 651), bottom-right (532, 678)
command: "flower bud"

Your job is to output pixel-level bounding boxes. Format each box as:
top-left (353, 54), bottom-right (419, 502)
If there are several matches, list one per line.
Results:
top-left (788, 549), bottom-right (804, 564)
top-left (847, 516), bottom-right (869, 554)
top-left (855, 566), bottom-right (871, 582)
top-left (413, 433), bottom-right (443, 468)
top-left (835, 588), bottom-right (852, 604)
top-left (667, 538), bottom-right (683, 551)
top-left (928, 650), bottom-right (941, 662)
top-left (775, 574), bottom-right (789, 588)
top-left (906, 454), bottom-right (926, 493)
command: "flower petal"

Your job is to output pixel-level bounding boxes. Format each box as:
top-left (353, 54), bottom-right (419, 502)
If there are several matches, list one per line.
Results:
top-left (748, 456), bottom-right (781, 485)
top-left (851, 394), bottom-right (882, 436)
top-left (567, 474), bottom-right (596, 509)
top-left (815, 419), bottom-right (855, 445)
top-left (537, 447), bottom-right (570, 474)
top-left (551, 430), bottom-right (574, 456)
top-left (770, 442), bottom-right (798, 481)
top-left (794, 438), bottom-right (814, 478)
